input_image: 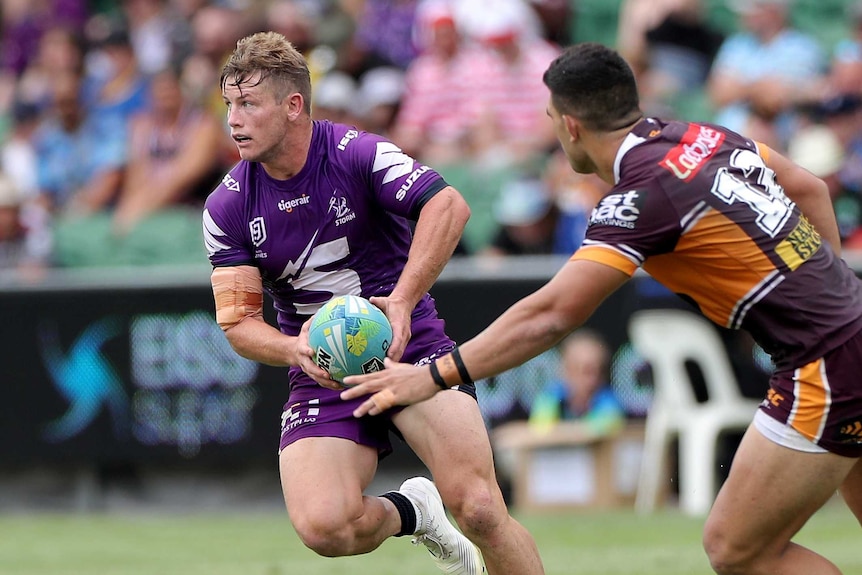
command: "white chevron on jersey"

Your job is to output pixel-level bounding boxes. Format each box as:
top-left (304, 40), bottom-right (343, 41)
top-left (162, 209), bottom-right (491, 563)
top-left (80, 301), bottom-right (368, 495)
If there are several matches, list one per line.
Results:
top-left (203, 209), bottom-right (231, 255)
top-left (372, 142), bottom-right (414, 185)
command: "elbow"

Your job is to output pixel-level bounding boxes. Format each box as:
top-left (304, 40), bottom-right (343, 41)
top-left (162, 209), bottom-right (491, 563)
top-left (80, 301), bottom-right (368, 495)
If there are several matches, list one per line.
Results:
top-left (455, 193), bottom-right (471, 229)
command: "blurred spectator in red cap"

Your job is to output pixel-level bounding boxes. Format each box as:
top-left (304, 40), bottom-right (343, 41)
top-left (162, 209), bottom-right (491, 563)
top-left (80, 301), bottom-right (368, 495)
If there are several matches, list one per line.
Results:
top-left (391, 0), bottom-right (497, 165)
top-left (456, 0), bottom-right (560, 169)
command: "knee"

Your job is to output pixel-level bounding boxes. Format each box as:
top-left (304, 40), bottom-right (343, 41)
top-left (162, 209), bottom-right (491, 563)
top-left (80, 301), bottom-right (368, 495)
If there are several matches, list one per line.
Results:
top-left (291, 514), bottom-right (352, 557)
top-left (702, 518), bottom-right (756, 575)
top-left (444, 481), bottom-right (505, 540)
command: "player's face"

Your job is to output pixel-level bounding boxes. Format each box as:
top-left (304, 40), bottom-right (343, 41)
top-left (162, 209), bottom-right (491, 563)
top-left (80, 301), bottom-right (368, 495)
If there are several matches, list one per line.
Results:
top-left (223, 74), bottom-right (292, 164)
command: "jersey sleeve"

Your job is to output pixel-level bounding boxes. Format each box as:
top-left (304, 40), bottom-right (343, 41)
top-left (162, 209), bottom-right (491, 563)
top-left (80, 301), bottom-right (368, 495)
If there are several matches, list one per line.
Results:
top-left (572, 186), bottom-right (681, 275)
top-left (348, 131), bottom-right (447, 219)
top-left (202, 175), bottom-right (255, 268)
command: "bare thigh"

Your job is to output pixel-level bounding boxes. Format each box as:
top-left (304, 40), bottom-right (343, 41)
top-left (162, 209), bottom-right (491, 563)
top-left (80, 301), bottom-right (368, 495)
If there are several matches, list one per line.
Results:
top-left (394, 390), bottom-right (499, 510)
top-left (279, 436), bottom-right (379, 525)
top-left (840, 458), bottom-right (862, 525)
top-left (705, 424), bottom-right (857, 561)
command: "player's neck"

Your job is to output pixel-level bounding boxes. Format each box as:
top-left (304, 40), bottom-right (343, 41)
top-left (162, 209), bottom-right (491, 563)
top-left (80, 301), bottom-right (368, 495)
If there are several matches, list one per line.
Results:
top-left (260, 120), bottom-right (314, 181)
top-left (591, 118), bottom-right (642, 185)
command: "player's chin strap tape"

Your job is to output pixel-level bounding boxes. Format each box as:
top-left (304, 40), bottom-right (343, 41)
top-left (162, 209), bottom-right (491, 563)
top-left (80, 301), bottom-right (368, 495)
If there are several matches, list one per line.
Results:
top-left (430, 346), bottom-right (474, 390)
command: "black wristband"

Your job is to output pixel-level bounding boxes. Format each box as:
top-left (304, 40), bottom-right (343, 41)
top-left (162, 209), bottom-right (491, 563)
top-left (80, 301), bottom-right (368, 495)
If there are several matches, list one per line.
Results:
top-left (451, 347), bottom-right (473, 384)
top-left (429, 361), bottom-right (449, 390)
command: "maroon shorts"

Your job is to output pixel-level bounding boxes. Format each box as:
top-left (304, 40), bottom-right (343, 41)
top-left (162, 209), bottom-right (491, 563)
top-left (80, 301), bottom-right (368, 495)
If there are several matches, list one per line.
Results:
top-left (760, 327), bottom-right (862, 457)
top-left (278, 305), bottom-right (476, 458)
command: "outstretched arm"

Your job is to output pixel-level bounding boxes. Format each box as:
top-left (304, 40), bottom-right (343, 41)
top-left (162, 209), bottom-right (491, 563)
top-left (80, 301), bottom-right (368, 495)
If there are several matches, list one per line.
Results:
top-left (342, 259), bottom-right (630, 415)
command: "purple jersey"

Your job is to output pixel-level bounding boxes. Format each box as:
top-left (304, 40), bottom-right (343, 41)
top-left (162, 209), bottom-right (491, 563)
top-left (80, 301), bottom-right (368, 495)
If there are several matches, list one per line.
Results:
top-left (203, 121), bottom-right (467, 455)
top-left (203, 120), bottom-right (448, 336)
top-left (573, 118), bottom-right (862, 371)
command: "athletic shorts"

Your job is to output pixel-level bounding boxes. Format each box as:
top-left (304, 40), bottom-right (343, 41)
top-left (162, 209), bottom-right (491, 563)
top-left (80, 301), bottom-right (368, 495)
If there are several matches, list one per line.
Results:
top-left (278, 304), bottom-right (477, 458)
top-left (758, 327), bottom-right (862, 457)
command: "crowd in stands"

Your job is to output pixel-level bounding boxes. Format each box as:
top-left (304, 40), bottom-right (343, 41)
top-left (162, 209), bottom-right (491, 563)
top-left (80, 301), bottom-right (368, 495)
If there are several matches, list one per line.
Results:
top-left (2, 0), bottom-right (862, 273)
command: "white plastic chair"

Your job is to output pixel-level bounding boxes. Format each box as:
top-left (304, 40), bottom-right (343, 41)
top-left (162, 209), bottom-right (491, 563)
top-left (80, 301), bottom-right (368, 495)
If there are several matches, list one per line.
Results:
top-left (629, 309), bottom-right (763, 516)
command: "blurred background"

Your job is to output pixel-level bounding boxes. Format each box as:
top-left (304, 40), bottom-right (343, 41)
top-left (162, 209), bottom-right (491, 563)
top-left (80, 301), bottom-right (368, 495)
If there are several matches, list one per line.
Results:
top-left (2, 0), bottom-right (862, 543)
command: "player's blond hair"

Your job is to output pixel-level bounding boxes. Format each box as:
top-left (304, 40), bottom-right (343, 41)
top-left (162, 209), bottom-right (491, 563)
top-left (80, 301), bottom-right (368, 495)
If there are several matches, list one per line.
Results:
top-left (221, 31), bottom-right (312, 113)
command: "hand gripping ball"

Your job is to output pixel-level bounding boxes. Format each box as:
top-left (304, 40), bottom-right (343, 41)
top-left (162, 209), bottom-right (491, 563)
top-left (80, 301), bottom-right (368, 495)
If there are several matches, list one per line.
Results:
top-left (308, 294), bottom-right (393, 384)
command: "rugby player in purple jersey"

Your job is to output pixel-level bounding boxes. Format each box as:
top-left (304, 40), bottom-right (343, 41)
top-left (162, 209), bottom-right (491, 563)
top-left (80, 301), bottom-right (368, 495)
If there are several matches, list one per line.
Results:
top-left (345, 43), bottom-right (862, 575)
top-left (202, 31), bottom-right (543, 575)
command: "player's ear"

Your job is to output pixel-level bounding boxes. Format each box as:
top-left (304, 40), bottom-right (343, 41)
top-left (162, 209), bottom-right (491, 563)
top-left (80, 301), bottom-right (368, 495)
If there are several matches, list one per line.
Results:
top-left (563, 113), bottom-right (580, 143)
top-left (286, 92), bottom-right (305, 120)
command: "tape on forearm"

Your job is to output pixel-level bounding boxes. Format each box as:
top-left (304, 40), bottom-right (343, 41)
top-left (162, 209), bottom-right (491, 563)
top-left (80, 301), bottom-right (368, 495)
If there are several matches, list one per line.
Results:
top-left (211, 266), bottom-right (264, 330)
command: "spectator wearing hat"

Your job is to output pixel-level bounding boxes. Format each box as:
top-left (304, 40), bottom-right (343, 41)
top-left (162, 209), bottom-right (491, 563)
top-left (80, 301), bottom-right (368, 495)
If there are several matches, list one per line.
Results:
top-left (354, 66), bottom-right (405, 137)
top-left (479, 176), bottom-right (560, 258)
top-left (706, 0), bottom-right (827, 150)
top-left (391, 0), bottom-right (496, 166)
top-left (787, 123), bottom-right (862, 247)
top-left (457, 0), bottom-right (560, 169)
top-left (312, 71), bottom-right (360, 125)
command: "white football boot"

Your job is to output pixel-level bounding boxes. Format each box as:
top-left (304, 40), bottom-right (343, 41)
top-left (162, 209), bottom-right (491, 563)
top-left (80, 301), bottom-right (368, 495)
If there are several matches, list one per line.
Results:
top-left (399, 477), bottom-right (486, 575)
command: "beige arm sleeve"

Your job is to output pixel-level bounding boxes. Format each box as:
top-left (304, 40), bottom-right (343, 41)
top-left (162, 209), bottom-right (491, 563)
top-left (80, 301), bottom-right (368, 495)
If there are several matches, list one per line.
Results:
top-left (211, 265), bottom-right (264, 331)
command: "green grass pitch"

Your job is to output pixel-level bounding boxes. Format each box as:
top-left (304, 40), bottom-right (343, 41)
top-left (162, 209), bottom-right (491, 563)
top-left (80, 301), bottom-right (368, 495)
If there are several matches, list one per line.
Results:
top-left (1, 502), bottom-right (857, 575)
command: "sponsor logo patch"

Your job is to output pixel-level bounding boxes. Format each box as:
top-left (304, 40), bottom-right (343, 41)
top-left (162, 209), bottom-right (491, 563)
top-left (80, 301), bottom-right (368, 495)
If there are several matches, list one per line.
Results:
top-left (590, 190), bottom-right (643, 229)
top-left (222, 173), bottom-right (240, 192)
top-left (659, 124), bottom-right (725, 182)
top-left (278, 194), bottom-right (311, 213)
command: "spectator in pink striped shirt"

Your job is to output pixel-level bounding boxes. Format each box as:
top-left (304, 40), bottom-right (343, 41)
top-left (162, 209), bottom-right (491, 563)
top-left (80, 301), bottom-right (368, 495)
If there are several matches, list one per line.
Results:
top-left (390, 0), bottom-right (497, 166)
top-left (458, 0), bottom-right (561, 169)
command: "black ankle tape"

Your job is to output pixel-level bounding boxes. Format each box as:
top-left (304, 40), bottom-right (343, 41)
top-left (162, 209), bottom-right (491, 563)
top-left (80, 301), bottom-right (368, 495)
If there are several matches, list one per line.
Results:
top-left (380, 491), bottom-right (416, 536)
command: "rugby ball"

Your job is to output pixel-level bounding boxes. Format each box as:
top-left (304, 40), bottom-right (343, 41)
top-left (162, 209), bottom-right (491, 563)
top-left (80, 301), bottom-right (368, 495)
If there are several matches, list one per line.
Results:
top-left (308, 294), bottom-right (392, 384)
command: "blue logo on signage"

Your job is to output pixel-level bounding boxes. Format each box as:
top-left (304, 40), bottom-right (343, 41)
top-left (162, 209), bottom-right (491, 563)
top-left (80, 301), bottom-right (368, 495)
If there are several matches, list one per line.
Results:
top-left (39, 317), bottom-right (129, 442)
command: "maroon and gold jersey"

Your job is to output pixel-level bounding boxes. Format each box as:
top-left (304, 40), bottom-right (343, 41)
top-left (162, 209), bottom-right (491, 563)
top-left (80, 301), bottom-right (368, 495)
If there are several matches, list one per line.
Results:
top-left (574, 118), bottom-right (862, 371)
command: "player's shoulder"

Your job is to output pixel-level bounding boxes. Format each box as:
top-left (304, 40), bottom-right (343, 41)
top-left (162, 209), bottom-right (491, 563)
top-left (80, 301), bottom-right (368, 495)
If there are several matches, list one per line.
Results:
top-left (206, 161), bottom-right (253, 201)
top-left (317, 119), bottom-right (387, 157)
top-left (203, 161), bottom-right (256, 221)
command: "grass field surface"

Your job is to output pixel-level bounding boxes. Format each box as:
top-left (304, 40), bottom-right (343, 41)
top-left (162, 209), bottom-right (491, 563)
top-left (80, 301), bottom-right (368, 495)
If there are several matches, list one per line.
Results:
top-left (1, 501), bottom-right (858, 575)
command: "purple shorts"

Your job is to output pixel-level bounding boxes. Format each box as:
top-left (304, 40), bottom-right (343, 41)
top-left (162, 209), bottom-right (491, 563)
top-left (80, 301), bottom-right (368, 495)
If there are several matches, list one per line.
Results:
top-left (278, 299), bottom-right (476, 457)
top-left (760, 327), bottom-right (862, 457)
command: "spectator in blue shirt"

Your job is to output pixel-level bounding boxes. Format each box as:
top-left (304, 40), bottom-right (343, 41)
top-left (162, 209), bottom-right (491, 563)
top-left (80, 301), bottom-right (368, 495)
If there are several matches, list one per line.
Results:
top-left (34, 69), bottom-right (126, 215)
top-left (706, 0), bottom-right (827, 149)
top-left (529, 328), bottom-right (625, 434)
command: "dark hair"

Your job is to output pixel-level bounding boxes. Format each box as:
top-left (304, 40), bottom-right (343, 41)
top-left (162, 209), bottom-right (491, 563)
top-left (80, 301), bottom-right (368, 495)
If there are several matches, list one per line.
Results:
top-left (542, 43), bottom-right (641, 132)
top-left (221, 31), bottom-right (312, 113)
